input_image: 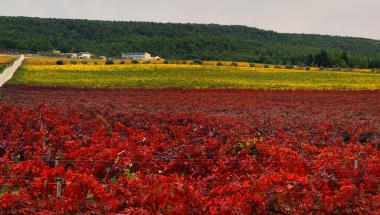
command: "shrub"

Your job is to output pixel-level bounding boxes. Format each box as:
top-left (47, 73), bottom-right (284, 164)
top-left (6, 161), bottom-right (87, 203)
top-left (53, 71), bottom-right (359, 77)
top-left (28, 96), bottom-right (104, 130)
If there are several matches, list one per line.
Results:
top-left (193, 59), bottom-right (203, 65)
top-left (163, 60), bottom-right (169, 64)
top-left (275, 65), bottom-right (281, 69)
top-left (305, 66), bottom-right (311, 70)
top-left (81, 60), bottom-right (88, 65)
top-left (120, 60), bottom-right (125, 64)
top-left (94, 62), bottom-right (98, 65)
top-left (231, 62), bottom-right (239, 67)
top-left (56, 60), bottom-right (64, 65)
top-left (144, 61), bottom-right (151, 64)
top-left (286, 65), bottom-right (294, 69)
top-left (131, 60), bottom-right (139, 64)
top-left (264, 64), bottom-right (270, 68)
top-left (250, 63), bottom-right (256, 67)
top-left (181, 61), bottom-right (188, 64)
top-left (319, 67), bottom-right (325, 71)
top-left (217, 62), bottom-right (223, 66)
top-left (105, 59), bottom-right (114, 65)
top-left (70, 60), bottom-right (77, 65)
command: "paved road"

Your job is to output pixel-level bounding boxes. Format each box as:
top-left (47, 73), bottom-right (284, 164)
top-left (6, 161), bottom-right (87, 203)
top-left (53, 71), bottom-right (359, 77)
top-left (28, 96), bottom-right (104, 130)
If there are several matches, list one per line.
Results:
top-left (0, 55), bottom-right (24, 87)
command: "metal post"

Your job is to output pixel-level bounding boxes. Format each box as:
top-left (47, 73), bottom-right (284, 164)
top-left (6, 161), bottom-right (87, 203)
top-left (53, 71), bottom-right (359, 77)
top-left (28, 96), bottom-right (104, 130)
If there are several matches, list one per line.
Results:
top-left (39, 112), bottom-right (47, 150)
top-left (55, 157), bottom-right (60, 167)
top-left (55, 157), bottom-right (62, 198)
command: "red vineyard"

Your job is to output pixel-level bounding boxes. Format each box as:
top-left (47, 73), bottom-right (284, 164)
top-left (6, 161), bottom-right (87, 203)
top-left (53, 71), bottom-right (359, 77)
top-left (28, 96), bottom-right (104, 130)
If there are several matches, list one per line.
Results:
top-left (0, 86), bottom-right (379, 214)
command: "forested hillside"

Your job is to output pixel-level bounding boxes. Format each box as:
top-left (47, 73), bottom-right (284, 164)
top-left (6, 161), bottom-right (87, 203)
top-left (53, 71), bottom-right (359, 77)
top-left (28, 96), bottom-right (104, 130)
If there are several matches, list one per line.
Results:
top-left (1, 16), bottom-right (380, 68)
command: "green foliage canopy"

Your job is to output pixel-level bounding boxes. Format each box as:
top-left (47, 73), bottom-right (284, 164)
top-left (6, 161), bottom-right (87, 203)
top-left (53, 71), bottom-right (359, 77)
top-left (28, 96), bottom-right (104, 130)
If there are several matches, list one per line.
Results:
top-left (1, 16), bottom-right (380, 68)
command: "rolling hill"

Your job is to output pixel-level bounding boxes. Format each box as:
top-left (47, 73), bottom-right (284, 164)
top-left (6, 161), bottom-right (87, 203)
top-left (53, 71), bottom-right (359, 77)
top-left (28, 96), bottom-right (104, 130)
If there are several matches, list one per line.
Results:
top-left (0, 16), bottom-right (380, 68)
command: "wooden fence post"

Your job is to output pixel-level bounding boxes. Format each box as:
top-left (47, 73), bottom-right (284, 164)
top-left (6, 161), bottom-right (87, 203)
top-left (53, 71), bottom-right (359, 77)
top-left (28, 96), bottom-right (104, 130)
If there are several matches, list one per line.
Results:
top-left (354, 159), bottom-right (359, 169)
top-left (56, 177), bottom-right (62, 198)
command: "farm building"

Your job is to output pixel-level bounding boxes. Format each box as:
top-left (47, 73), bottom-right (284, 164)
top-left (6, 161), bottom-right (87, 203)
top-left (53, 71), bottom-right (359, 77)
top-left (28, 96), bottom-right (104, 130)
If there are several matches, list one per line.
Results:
top-left (69, 52), bottom-right (92, 59)
top-left (78, 52), bottom-right (92, 59)
top-left (70, 53), bottom-right (78, 59)
top-left (122, 52), bottom-right (152, 60)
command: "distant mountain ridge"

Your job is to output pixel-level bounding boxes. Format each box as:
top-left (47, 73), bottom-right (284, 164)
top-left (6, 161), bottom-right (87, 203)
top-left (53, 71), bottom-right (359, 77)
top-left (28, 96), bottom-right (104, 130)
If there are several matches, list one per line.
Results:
top-left (0, 16), bottom-right (380, 68)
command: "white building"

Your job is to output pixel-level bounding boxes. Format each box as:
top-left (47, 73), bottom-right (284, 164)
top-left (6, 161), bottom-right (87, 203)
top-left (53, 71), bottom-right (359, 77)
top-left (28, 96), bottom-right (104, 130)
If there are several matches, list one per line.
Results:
top-left (152, 56), bottom-right (162, 61)
top-left (121, 52), bottom-right (153, 61)
top-left (78, 52), bottom-right (92, 59)
top-left (70, 53), bottom-right (78, 59)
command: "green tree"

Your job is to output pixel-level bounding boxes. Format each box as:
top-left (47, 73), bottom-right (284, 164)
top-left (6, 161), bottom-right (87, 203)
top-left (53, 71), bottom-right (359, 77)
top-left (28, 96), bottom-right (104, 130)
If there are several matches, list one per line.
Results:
top-left (314, 50), bottom-right (332, 68)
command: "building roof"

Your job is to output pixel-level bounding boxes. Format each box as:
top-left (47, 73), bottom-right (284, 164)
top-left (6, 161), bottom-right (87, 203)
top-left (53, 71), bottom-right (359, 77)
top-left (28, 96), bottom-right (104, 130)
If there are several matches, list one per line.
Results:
top-left (122, 52), bottom-right (147, 55)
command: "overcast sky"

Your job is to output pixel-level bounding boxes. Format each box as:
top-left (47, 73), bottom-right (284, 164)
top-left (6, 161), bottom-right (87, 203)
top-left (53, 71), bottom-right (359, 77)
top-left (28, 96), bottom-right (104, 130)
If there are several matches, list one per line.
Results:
top-left (1, 0), bottom-right (379, 40)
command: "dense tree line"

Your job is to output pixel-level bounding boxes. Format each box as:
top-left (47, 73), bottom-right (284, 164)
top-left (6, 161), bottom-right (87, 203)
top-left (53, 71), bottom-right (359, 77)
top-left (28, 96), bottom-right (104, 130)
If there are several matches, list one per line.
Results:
top-left (0, 16), bottom-right (380, 68)
top-left (305, 50), bottom-right (380, 68)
